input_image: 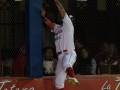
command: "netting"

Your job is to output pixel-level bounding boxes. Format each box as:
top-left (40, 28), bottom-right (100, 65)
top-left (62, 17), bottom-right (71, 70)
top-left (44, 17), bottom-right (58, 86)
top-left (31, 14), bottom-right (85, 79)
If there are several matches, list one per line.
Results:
top-left (0, 0), bottom-right (120, 77)
top-left (42, 0), bottom-right (120, 76)
top-left (0, 0), bottom-right (25, 77)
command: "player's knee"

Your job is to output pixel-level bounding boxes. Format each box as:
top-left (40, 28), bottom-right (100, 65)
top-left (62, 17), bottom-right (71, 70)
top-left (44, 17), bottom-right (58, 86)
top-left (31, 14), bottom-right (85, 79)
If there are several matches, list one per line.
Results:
top-left (62, 63), bottom-right (71, 70)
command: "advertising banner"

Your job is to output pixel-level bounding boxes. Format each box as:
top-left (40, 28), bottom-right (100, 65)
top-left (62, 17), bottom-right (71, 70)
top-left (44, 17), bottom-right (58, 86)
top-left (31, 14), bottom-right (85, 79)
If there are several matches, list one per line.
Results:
top-left (0, 78), bottom-right (44, 90)
top-left (64, 75), bottom-right (120, 90)
top-left (0, 75), bottom-right (120, 90)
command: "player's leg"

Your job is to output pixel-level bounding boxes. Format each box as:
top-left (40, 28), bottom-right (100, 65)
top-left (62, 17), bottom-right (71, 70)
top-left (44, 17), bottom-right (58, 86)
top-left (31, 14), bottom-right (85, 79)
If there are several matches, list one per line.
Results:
top-left (62, 51), bottom-right (76, 76)
top-left (62, 50), bottom-right (79, 86)
top-left (55, 54), bottom-right (67, 90)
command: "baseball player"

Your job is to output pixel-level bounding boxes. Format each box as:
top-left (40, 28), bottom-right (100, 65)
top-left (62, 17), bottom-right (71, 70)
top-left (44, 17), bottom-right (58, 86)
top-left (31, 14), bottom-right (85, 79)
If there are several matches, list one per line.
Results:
top-left (41, 0), bottom-right (79, 90)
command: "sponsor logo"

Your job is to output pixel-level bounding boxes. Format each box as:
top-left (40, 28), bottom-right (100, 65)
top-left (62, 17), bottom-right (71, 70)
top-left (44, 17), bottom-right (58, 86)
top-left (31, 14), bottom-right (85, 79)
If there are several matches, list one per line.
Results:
top-left (0, 80), bottom-right (34, 90)
top-left (101, 79), bottom-right (120, 90)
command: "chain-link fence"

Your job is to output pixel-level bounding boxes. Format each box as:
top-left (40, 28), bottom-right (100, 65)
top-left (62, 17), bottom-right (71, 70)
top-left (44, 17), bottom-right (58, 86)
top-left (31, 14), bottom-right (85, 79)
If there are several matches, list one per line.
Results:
top-left (0, 0), bottom-right (25, 77)
top-left (42, 0), bottom-right (120, 76)
top-left (0, 0), bottom-right (120, 77)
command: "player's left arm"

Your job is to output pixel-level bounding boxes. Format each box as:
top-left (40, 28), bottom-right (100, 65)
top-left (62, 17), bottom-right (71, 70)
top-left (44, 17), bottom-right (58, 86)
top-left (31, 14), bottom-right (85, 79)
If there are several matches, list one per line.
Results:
top-left (54, 0), bottom-right (65, 18)
top-left (41, 9), bottom-right (55, 30)
top-left (43, 18), bottom-right (55, 30)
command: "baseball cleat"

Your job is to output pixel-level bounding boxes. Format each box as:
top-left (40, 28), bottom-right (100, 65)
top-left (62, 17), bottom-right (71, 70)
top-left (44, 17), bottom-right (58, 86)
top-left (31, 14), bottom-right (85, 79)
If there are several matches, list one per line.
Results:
top-left (66, 77), bottom-right (79, 86)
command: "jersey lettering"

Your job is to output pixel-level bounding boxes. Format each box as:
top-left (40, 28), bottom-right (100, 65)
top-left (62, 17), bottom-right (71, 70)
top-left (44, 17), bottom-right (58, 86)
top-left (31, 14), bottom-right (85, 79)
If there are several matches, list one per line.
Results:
top-left (55, 30), bottom-right (62, 36)
top-left (56, 24), bottom-right (63, 30)
top-left (55, 35), bottom-right (61, 41)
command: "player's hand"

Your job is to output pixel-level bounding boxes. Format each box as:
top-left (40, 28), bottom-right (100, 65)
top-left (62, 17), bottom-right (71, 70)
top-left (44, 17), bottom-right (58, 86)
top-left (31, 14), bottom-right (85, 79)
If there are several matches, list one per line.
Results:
top-left (41, 9), bottom-right (46, 17)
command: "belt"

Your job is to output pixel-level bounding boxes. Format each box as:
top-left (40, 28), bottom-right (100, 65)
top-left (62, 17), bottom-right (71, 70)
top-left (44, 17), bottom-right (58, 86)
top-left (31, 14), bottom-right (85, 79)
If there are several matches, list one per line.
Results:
top-left (57, 49), bottom-right (75, 55)
top-left (57, 49), bottom-right (67, 55)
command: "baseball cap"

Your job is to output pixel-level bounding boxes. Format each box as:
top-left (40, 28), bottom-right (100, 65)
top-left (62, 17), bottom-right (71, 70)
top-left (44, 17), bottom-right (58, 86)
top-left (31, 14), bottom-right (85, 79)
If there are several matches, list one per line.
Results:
top-left (69, 15), bottom-right (73, 19)
top-left (69, 15), bottom-right (75, 23)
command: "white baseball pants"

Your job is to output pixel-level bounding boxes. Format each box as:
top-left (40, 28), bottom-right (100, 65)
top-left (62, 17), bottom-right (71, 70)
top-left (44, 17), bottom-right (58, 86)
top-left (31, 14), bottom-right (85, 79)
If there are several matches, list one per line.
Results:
top-left (55, 50), bottom-right (76, 89)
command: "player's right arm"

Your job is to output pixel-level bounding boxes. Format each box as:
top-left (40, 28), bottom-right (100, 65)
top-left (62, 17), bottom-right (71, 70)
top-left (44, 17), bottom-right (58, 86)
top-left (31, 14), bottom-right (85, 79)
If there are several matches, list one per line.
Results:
top-left (54, 0), bottom-right (65, 18)
top-left (41, 9), bottom-right (55, 30)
